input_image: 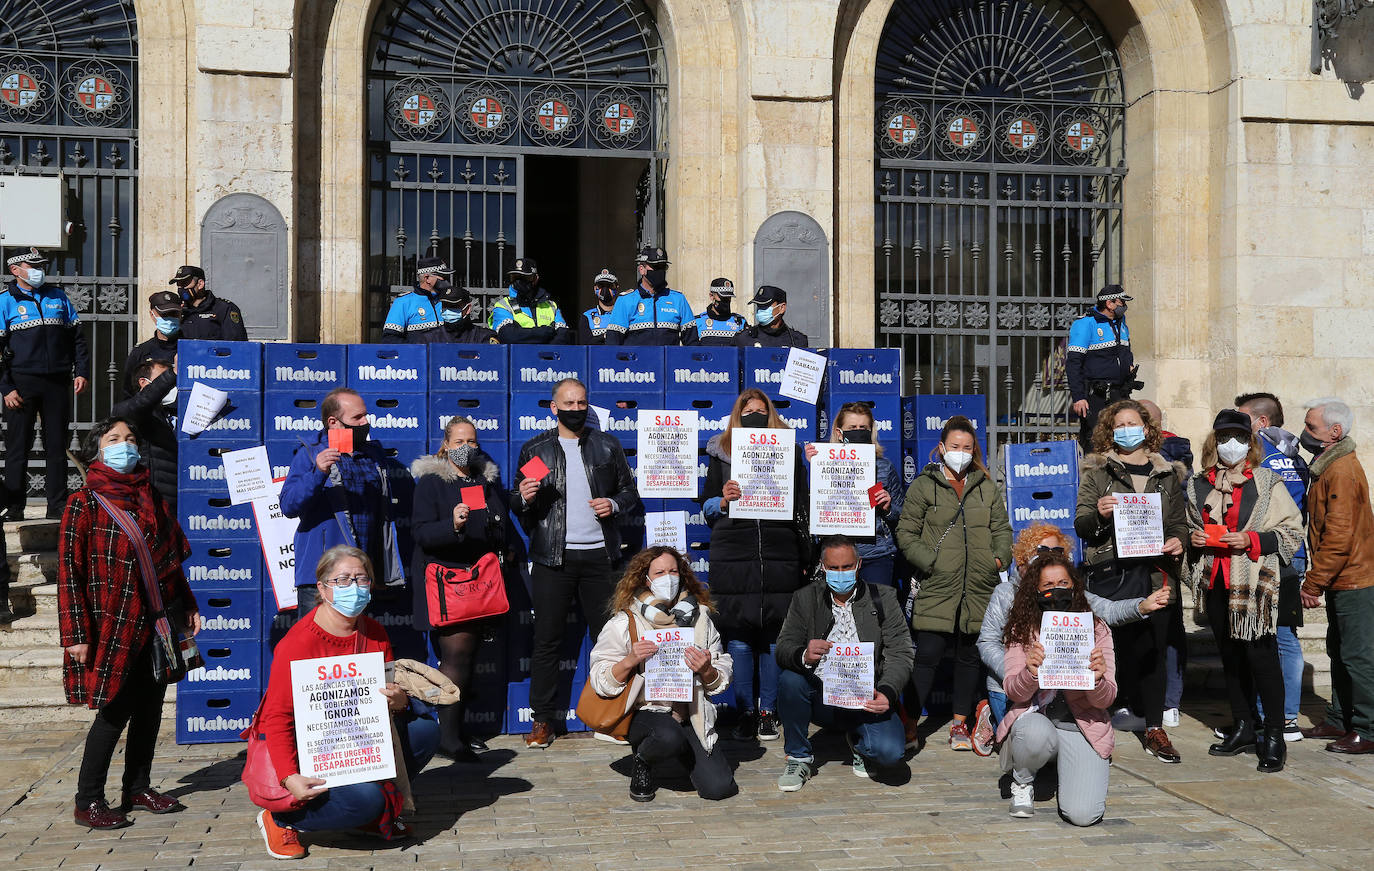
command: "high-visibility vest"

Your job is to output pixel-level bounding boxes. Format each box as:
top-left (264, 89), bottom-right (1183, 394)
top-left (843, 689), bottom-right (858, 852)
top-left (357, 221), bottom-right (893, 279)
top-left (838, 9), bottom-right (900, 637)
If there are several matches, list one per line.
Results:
top-left (492, 297), bottom-right (558, 328)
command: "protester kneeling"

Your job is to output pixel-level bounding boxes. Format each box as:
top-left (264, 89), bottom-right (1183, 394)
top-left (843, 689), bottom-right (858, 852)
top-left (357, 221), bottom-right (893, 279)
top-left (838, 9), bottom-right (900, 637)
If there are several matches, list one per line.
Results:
top-left (253, 546), bottom-right (440, 860)
top-left (996, 553), bottom-right (1116, 825)
top-left (773, 536), bottom-right (913, 791)
top-left (588, 547), bottom-right (737, 802)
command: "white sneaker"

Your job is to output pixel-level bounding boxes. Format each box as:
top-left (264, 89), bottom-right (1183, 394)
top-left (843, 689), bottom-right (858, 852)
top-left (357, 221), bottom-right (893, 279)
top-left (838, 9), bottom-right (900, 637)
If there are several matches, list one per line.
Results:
top-left (592, 731), bottom-right (629, 746)
top-left (1009, 781), bottom-right (1034, 818)
top-left (1162, 708), bottom-right (1181, 728)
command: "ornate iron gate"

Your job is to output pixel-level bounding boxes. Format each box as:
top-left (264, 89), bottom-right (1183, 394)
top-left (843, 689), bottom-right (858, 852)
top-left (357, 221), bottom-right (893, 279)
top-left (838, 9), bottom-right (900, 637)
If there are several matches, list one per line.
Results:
top-left (874, 0), bottom-right (1125, 454)
top-left (367, 0), bottom-right (667, 338)
top-left (0, 0), bottom-right (138, 493)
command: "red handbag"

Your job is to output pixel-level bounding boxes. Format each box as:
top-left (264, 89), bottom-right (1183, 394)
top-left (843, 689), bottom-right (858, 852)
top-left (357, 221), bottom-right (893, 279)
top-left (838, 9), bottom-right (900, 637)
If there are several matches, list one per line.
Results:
top-left (239, 696), bottom-right (303, 812)
top-left (426, 552), bottom-right (509, 627)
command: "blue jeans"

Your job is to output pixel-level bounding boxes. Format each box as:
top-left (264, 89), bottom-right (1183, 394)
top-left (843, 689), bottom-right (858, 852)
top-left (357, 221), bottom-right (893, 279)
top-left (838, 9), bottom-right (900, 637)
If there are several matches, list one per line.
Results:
top-left (857, 555), bottom-right (896, 588)
top-left (776, 669), bottom-right (905, 766)
top-left (275, 704), bottom-right (440, 833)
top-left (988, 690), bottom-right (1008, 725)
top-left (727, 635), bottom-right (779, 713)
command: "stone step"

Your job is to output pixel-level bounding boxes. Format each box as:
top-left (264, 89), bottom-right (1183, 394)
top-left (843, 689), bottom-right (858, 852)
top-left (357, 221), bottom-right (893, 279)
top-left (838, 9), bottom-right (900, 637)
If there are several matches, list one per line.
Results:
top-left (5, 518), bottom-right (59, 553)
top-left (9, 551), bottom-right (58, 586)
top-left (0, 611), bottom-right (58, 647)
top-left (0, 683), bottom-right (177, 724)
top-left (7, 580), bottom-right (58, 618)
top-left (0, 646), bottom-right (63, 686)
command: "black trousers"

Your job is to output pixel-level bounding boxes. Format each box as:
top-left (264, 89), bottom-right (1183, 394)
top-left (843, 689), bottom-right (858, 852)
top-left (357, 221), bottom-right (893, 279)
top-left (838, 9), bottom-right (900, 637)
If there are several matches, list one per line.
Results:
top-left (627, 709), bottom-right (736, 800)
top-left (1206, 582), bottom-right (1285, 730)
top-left (3, 371), bottom-right (72, 515)
top-left (911, 629), bottom-right (981, 720)
top-left (529, 549), bottom-right (616, 725)
top-left (75, 644), bottom-right (168, 804)
top-left (1112, 603), bottom-right (1172, 728)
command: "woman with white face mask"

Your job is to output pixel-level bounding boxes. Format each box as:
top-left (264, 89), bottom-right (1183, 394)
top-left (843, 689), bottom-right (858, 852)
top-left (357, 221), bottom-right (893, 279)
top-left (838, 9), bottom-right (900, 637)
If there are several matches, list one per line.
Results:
top-left (895, 415), bottom-right (1012, 751)
top-left (1184, 410), bottom-right (1303, 773)
top-left (588, 547), bottom-right (735, 803)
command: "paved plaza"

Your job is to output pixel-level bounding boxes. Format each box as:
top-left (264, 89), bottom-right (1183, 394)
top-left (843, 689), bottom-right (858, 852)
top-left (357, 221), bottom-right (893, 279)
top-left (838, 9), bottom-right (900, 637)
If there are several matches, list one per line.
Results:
top-left (2, 699), bottom-right (1373, 871)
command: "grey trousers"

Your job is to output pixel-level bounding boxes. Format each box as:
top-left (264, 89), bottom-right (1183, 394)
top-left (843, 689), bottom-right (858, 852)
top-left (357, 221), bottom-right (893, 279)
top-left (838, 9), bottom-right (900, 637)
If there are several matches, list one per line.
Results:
top-left (999, 712), bottom-right (1109, 827)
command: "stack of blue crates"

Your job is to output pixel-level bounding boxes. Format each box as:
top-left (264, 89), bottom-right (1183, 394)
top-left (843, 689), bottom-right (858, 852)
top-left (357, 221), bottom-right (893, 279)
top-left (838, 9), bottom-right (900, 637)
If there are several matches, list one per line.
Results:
top-left (820, 349), bottom-right (902, 445)
top-left (591, 346), bottom-right (666, 554)
top-left (176, 340), bottom-right (266, 743)
top-left (898, 394), bottom-right (990, 486)
top-left (742, 347), bottom-right (822, 438)
top-left (1003, 440), bottom-right (1082, 556)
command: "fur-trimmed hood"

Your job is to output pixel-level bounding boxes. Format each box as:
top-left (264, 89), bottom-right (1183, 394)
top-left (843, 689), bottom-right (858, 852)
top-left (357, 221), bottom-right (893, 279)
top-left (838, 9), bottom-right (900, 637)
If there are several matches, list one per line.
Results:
top-left (1080, 450), bottom-right (1186, 483)
top-left (410, 451), bottom-right (500, 483)
top-left (706, 432), bottom-right (728, 463)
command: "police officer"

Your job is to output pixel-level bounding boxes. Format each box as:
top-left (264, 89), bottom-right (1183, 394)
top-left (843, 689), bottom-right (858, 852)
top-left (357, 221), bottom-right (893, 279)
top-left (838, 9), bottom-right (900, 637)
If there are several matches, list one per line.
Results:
top-left (382, 255), bottom-right (452, 343)
top-left (735, 285), bottom-right (808, 348)
top-left (434, 280), bottom-right (498, 344)
top-left (489, 257), bottom-right (573, 344)
top-left (682, 277), bottom-right (747, 346)
top-left (578, 269), bottom-right (620, 345)
top-left (1067, 284), bottom-right (1139, 451)
top-left (0, 248), bottom-right (90, 520)
top-left (603, 246), bottom-right (694, 346)
top-left (170, 265), bottom-right (247, 341)
top-left (120, 290), bottom-right (184, 398)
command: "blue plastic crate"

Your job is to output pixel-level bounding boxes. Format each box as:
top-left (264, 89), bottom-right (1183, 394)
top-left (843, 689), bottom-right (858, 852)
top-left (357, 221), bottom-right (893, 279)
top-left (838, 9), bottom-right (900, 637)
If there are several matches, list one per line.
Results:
top-left (772, 397), bottom-right (819, 441)
top-left (910, 395), bottom-right (989, 446)
top-left (178, 439), bottom-right (258, 496)
top-left (428, 393), bottom-right (509, 451)
top-left (742, 347), bottom-right (827, 405)
top-left (588, 346), bottom-right (666, 394)
top-left (665, 392), bottom-right (736, 448)
top-left (177, 389), bottom-right (263, 442)
top-left (428, 344), bottom-right (508, 393)
top-left (1004, 440), bottom-right (1080, 489)
top-left (263, 392), bottom-right (326, 442)
top-left (664, 497), bottom-right (711, 543)
top-left (820, 393), bottom-right (901, 445)
top-left (508, 394), bottom-right (558, 446)
top-left (194, 590), bottom-right (264, 642)
top-left (1006, 483), bottom-right (1079, 531)
top-left (686, 539), bottom-right (711, 586)
top-left (600, 391), bottom-right (664, 447)
top-left (264, 440), bottom-right (300, 481)
top-left (263, 344), bottom-right (346, 390)
top-left (179, 494), bottom-right (257, 541)
top-left (509, 345), bottom-right (587, 394)
top-left (826, 349), bottom-right (901, 395)
top-left (179, 340), bottom-right (263, 391)
top-left (347, 344), bottom-right (427, 393)
top-left (665, 346), bottom-right (740, 393)
top-left (182, 641), bottom-right (263, 694)
top-left (183, 542), bottom-right (263, 594)
top-left (504, 648), bottom-right (589, 735)
top-left (357, 393), bottom-right (426, 443)
top-left (176, 689), bottom-right (258, 744)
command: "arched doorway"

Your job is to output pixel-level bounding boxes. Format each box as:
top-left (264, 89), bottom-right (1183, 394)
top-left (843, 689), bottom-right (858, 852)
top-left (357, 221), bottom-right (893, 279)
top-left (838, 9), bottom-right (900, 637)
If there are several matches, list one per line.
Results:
top-left (365, 0), bottom-right (668, 338)
top-left (873, 0), bottom-right (1125, 451)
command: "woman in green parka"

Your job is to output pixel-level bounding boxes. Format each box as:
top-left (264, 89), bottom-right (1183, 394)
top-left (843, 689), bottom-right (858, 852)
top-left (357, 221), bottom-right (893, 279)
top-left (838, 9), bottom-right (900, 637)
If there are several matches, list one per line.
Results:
top-left (896, 415), bottom-right (1012, 751)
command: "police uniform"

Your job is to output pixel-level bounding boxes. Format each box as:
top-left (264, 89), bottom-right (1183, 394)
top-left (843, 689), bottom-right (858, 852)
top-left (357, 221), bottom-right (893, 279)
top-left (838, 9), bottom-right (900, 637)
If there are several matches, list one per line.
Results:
top-left (1066, 284), bottom-right (1136, 449)
top-left (170, 266), bottom-right (247, 341)
top-left (434, 280), bottom-right (498, 344)
top-left (0, 248), bottom-right (91, 518)
top-left (682, 277), bottom-right (745, 346)
top-left (488, 257), bottom-right (573, 344)
top-left (382, 256), bottom-right (454, 344)
top-left (734, 284), bottom-right (808, 348)
top-left (604, 248), bottom-right (693, 346)
top-left (578, 268), bottom-right (620, 345)
top-left (121, 290), bottom-right (184, 398)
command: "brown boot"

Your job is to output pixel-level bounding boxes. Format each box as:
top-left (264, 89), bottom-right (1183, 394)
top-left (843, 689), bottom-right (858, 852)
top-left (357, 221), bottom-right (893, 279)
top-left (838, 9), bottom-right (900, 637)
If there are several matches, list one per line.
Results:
top-left (1145, 727), bottom-right (1181, 763)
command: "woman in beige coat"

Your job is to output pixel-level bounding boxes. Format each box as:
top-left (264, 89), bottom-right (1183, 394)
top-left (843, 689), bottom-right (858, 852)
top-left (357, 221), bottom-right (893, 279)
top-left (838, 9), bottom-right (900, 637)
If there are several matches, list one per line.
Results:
top-left (589, 546), bottom-right (736, 802)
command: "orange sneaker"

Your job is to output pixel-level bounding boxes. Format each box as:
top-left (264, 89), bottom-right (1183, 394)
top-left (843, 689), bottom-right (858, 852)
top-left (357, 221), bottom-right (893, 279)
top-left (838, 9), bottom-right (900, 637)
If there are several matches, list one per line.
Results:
top-left (949, 721), bottom-right (973, 751)
top-left (257, 809), bottom-right (306, 860)
top-left (525, 720), bottom-right (555, 749)
top-left (972, 700), bottom-right (996, 757)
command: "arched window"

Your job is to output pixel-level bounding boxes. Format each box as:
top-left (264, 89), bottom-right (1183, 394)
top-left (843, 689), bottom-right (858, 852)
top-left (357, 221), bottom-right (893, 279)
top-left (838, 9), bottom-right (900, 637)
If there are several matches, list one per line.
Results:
top-left (874, 0), bottom-right (1125, 449)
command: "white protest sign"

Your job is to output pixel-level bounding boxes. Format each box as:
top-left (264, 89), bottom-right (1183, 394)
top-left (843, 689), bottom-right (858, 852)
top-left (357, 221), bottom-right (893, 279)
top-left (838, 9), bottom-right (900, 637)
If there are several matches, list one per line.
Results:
top-left (1038, 611), bottom-right (1096, 691)
top-left (252, 477), bottom-right (298, 611)
top-left (291, 651), bottom-right (396, 788)
top-left (819, 642), bottom-right (875, 709)
top-left (730, 427), bottom-right (795, 520)
top-left (180, 381), bottom-right (228, 436)
top-left (636, 409), bottom-right (698, 497)
top-left (810, 443), bottom-right (876, 536)
top-left (644, 510), bottom-right (688, 552)
top-left (222, 445), bottom-right (276, 505)
top-left (643, 627), bottom-right (694, 702)
top-left (778, 347), bottom-right (826, 405)
top-left (1113, 492), bottom-right (1163, 558)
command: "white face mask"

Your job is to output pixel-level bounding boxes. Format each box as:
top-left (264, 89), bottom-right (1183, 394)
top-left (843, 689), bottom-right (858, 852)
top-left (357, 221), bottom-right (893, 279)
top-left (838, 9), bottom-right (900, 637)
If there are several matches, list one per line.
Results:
top-left (943, 450), bottom-right (972, 474)
top-left (1217, 437), bottom-right (1249, 467)
top-left (648, 573), bottom-right (680, 603)
top-left (159, 385), bottom-right (178, 407)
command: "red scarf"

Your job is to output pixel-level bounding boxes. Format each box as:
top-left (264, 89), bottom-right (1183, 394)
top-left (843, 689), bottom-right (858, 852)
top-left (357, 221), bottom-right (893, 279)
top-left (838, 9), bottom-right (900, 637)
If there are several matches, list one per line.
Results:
top-left (85, 461), bottom-right (163, 539)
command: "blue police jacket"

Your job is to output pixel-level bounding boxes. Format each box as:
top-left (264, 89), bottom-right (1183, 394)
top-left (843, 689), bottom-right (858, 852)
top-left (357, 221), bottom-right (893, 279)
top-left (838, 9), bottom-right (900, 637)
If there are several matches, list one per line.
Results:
top-left (381, 287), bottom-right (445, 344)
top-left (682, 310), bottom-right (747, 346)
top-left (1066, 309), bottom-right (1133, 402)
top-left (603, 284), bottom-right (694, 346)
top-left (0, 280), bottom-right (91, 394)
top-left (1259, 426), bottom-right (1309, 561)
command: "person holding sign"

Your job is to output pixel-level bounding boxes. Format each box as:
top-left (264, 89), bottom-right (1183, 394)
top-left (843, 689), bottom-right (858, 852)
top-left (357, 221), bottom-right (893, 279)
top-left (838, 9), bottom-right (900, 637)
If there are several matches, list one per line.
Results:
top-left (588, 547), bottom-right (735, 802)
top-left (410, 417), bottom-right (512, 761)
top-left (254, 547), bottom-right (439, 860)
top-left (1075, 399), bottom-right (1188, 764)
top-left (702, 389), bottom-right (810, 742)
top-left (995, 553), bottom-right (1116, 824)
top-left (1184, 410), bottom-right (1303, 773)
top-left (773, 536), bottom-right (912, 791)
top-left (896, 415), bottom-right (1012, 752)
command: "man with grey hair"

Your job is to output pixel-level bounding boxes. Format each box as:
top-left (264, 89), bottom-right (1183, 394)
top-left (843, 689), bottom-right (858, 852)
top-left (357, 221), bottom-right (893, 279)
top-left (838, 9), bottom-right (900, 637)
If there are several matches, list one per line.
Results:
top-left (1299, 397), bottom-right (1374, 753)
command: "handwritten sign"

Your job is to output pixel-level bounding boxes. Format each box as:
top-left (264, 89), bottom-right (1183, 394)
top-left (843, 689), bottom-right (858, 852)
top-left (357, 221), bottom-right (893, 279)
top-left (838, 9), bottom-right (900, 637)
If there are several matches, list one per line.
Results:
top-left (291, 652), bottom-right (396, 788)
top-left (778, 347), bottom-right (826, 405)
top-left (180, 382), bottom-right (228, 436)
top-left (222, 445), bottom-right (275, 505)
top-left (636, 409), bottom-right (699, 497)
top-left (1038, 611), bottom-right (1095, 691)
top-left (252, 477), bottom-right (298, 611)
top-left (810, 443), bottom-right (876, 535)
top-left (819, 642), bottom-right (875, 709)
top-left (731, 427), bottom-right (795, 520)
top-left (1113, 492), bottom-right (1163, 558)
top-left (643, 627), bottom-right (694, 702)
top-left (645, 510), bottom-right (688, 552)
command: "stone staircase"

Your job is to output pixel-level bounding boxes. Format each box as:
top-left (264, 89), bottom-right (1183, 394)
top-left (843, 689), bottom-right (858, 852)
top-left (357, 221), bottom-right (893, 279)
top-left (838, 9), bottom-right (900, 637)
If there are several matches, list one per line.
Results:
top-left (1179, 581), bottom-right (1331, 694)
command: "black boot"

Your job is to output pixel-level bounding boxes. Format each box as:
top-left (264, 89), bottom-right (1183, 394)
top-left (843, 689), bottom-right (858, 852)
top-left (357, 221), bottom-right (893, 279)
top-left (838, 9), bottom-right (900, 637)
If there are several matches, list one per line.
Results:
top-left (437, 704), bottom-right (479, 762)
top-left (629, 755), bottom-right (656, 802)
top-left (1208, 719), bottom-right (1256, 756)
top-left (1257, 726), bottom-right (1287, 773)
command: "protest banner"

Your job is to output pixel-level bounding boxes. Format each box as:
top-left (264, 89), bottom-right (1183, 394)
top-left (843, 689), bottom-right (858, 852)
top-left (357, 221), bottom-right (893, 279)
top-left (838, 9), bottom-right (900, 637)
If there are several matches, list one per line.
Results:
top-left (1038, 611), bottom-right (1096, 691)
top-left (810, 443), bottom-right (876, 535)
top-left (1113, 492), bottom-right (1163, 558)
top-left (637, 409), bottom-right (698, 497)
top-left (643, 627), bottom-right (694, 702)
top-left (290, 651), bottom-right (396, 787)
top-left (819, 642), bottom-right (875, 710)
top-left (731, 427), bottom-right (795, 520)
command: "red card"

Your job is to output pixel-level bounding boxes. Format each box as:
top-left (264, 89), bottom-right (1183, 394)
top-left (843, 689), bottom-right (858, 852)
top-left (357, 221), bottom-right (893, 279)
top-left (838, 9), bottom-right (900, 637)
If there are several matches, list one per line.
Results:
top-left (868, 482), bottom-right (885, 508)
top-left (520, 456), bottom-right (550, 481)
top-left (328, 428), bottom-right (353, 454)
top-left (461, 485), bottom-right (487, 511)
top-left (1204, 524), bottom-right (1228, 547)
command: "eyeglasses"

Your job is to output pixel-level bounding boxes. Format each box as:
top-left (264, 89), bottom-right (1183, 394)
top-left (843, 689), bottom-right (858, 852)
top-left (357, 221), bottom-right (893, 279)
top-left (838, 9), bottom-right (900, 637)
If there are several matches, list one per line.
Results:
top-left (323, 574), bottom-right (372, 588)
top-left (1035, 545), bottom-right (1065, 555)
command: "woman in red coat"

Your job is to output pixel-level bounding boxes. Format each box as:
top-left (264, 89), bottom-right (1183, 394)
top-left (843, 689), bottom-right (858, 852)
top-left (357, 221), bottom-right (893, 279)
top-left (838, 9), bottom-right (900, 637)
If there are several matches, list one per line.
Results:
top-left (59, 417), bottom-right (199, 830)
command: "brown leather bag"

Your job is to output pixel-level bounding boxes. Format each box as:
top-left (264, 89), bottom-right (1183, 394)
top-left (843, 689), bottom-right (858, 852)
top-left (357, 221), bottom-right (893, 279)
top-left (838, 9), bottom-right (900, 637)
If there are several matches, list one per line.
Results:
top-left (575, 610), bottom-right (642, 740)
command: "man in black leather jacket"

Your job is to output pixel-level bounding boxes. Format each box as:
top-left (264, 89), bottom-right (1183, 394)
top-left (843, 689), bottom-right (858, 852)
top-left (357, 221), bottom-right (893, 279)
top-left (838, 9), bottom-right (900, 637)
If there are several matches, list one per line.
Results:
top-left (111, 358), bottom-right (178, 513)
top-left (509, 377), bottom-right (641, 749)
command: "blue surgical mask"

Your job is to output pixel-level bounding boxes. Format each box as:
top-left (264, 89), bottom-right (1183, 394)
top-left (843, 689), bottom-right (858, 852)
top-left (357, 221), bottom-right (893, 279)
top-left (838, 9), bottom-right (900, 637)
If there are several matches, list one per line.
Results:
top-left (1113, 426), bottom-right (1146, 450)
top-left (155, 316), bottom-right (181, 336)
top-left (824, 568), bottom-right (858, 595)
top-left (440, 307), bottom-right (464, 323)
top-left (25, 267), bottom-right (44, 287)
top-left (330, 583), bottom-right (371, 618)
top-left (101, 442), bottom-right (140, 473)
top-left (755, 305), bottom-right (775, 326)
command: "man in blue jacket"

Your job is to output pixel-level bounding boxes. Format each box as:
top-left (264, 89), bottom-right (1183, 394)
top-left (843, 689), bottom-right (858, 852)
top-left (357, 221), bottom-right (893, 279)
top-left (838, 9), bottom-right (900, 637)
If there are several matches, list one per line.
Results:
top-left (682, 277), bottom-right (747, 346)
top-left (1066, 284), bottom-right (1138, 451)
top-left (603, 247), bottom-right (694, 346)
top-left (381, 256), bottom-right (452, 343)
top-left (280, 387), bottom-right (407, 618)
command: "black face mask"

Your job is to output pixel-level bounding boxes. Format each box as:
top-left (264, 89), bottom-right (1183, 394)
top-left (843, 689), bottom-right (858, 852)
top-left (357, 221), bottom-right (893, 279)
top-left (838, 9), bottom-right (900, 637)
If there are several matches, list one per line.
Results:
top-left (513, 278), bottom-right (535, 301)
top-left (840, 428), bottom-right (873, 445)
top-left (348, 423), bottom-right (371, 448)
top-left (709, 299), bottom-right (731, 318)
top-left (557, 408), bottom-right (589, 433)
top-left (1299, 430), bottom-right (1328, 456)
top-left (596, 286), bottom-right (617, 306)
top-left (646, 269), bottom-right (668, 291)
top-left (1037, 587), bottom-right (1075, 612)
top-left (740, 411), bottom-right (769, 429)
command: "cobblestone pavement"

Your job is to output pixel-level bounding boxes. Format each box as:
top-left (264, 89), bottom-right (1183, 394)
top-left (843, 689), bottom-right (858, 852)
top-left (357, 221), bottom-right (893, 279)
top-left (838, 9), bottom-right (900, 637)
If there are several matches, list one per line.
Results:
top-left (3, 700), bottom-right (1374, 871)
